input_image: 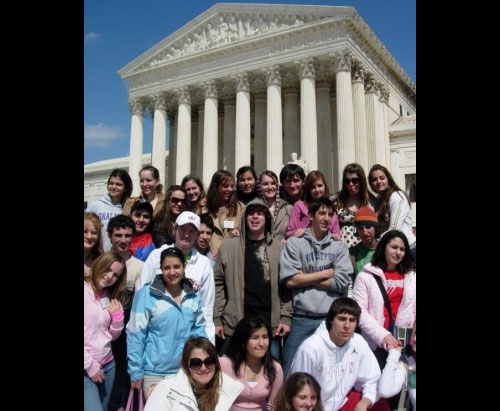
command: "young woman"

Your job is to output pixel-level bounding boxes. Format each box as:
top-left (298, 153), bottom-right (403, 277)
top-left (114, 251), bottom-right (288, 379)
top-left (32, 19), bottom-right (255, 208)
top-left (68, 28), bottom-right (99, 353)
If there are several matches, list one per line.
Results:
top-left (127, 247), bottom-right (207, 397)
top-left (219, 316), bottom-right (284, 411)
top-left (248, 170), bottom-right (292, 243)
top-left (206, 170), bottom-right (245, 256)
top-left (379, 320), bottom-right (416, 411)
top-left (236, 166), bottom-right (258, 205)
top-left (368, 165), bottom-right (415, 247)
top-left (84, 212), bottom-right (104, 276)
top-left (285, 171), bottom-right (341, 240)
top-left (352, 230), bottom-right (416, 364)
top-left (151, 185), bottom-right (187, 247)
top-left (84, 251), bottom-right (127, 411)
top-left (123, 165), bottom-right (165, 217)
top-left (331, 164), bottom-right (377, 248)
top-left (129, 201), bottom-right (155, 262)
top-left (182, 175), bottom-right (208, 215)
top-left (145, 337), bottom-right (244, 410)
top-left (275, 372), bottom-right (323, 411)
top-left (87, 169), bottom-right (133, 251)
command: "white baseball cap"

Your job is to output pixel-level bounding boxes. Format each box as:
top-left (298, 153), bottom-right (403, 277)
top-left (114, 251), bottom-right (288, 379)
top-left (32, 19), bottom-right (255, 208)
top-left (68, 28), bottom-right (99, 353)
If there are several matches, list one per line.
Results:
top-left (175, 211), bottom-right (200, 230)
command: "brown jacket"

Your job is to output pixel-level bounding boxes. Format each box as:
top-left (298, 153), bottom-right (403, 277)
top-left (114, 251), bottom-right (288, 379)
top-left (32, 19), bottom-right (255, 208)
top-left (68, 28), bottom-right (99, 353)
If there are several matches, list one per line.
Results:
top-left (122, 192), bottom-right (166, 218)
top-left (213, 211), bottom-right (293, 337)
top-left (208, 201), bottom-right (245, 252)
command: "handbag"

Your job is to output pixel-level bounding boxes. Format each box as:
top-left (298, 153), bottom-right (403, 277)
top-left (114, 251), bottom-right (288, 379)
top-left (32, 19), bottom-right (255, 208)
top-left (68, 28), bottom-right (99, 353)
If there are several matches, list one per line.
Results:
top-left (117, 388), bottom-right (144, 411)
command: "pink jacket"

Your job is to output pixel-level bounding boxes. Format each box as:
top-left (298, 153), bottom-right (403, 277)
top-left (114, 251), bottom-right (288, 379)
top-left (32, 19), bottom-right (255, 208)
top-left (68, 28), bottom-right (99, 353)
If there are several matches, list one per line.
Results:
top-left (285, 200), bottom-right (340, 239)
top-left (352, 263), bottom-right (416, 351)
top-left (84, 281), bottom-right (124, 377)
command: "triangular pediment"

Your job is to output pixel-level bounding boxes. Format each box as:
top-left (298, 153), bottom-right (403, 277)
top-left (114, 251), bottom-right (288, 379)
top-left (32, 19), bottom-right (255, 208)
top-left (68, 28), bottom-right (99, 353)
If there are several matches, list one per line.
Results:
top-left (118, 3), bottom-right (356, 77)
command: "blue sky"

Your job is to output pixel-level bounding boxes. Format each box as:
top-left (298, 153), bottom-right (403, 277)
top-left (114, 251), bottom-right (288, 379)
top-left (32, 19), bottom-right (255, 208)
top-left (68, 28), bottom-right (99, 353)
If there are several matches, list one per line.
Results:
top-left (84, 0), bottom-right (415, 165)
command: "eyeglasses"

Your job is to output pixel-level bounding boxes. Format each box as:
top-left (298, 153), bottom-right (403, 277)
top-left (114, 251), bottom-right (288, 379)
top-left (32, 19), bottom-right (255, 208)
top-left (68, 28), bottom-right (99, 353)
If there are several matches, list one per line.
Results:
top-left (170, 197), bottom-right (186, 204)
top-left (188, 356), bottom-right (217, 370)
top-left (343, 177), bottom-right (360, 185)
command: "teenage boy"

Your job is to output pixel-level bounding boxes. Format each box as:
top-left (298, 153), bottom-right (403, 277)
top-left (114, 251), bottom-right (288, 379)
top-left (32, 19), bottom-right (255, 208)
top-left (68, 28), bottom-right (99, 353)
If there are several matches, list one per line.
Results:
top-left (196, 214), bottom-right (216, 268)
top-left (280, 197), bottom-right (353, 376)
top-left (279, 163), bottom-right (306, 205)
top-left (138, 211), bottom-right (215, 343)
top-left (129, 201), bottom-right (155, 262)
top-left (214, 203), bottom-right (292, 357)
top-left (289, 297), bottom-right (381, 411)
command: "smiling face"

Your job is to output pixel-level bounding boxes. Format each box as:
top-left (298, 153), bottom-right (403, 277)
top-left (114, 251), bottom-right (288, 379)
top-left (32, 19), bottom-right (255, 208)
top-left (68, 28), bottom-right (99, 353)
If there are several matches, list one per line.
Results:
top-left (309, 205), bottom-right (333, 238)
top-left (370, 170), bottom-right (388, 194)
top-left (385, 237), bottom-right (405, 271)
top-left (110, 227), bottom-right (133, 254)
top-left (188, 348), bottom-right (216, 390)
top-left (292, 384), bottom-right (318, 411)
top-left (161, 255), bottom-right (184, 289)
top-left (169, 190), bottom-right (186, 215)
top-left (84, 220), bottom-right (99, 251)
top-left (131, 210), bottom-right (152, 235)
top-left (283, 174), bottom-right (304, 201)
top-left (329, 312), bottom-right (357, 347)
top-left (260, 174), bottom-right (277, 201)
top-left (98, 261), bottom-right (124, 291)
top-left (107, 176), bottom-right (125, 202)
top-left (217, 179), bottom-right (235, 204)
top-left (246, 209), bottom-right (266, 237)
top-left (139, 170), bottom-right (159, 197)
top-left (184, 180), bottom-right (201, 203)
top-left (238, 171), bottom-right (256, 195)
top-left (197, 223), bottom-right (213, 251)
top-left (246, 326), bottom-right (269, 361)
top-left (310, 178), bottom-right (326, 199)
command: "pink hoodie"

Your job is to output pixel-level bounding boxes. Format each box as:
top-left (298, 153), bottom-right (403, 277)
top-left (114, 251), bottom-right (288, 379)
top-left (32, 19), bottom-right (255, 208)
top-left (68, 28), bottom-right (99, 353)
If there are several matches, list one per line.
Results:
top-left (84, 281), bottom-right (124, 377)
top-left (285, 200), bottom-right (340, 239)
top-left (352, 263), bottom-right (416, 351)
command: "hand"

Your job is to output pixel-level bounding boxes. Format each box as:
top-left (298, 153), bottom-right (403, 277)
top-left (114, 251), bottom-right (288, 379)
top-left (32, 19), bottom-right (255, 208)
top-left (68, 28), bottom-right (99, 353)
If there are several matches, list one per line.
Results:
top-left (215, 326), bottom-right (225, 339)
top-left (108, 299), bottom-right (123, 315)
top-left (211, 248), bottom-right (219, 260)
top-left (200, 197), bottom-right (207, 208)
top-left (324, 268), bottom-right (335, 279)
top-left (332, 233), bottom-right (342, 241)
top-left (145, 383), bottom-right (158, 400)
top-left (275, 323), bottom-right (291, 338)
top-left (230, 229), bottom-right (240, 238)
top-left (294, 228), bottom-right (306, 238)
top-left (353, 397), bottom-right (372, 411)
top-left (90, 368), bottom-right (105, 384)
top-left (382, 334), bottom-right (401, 351)
top-left (131, 379), bottom-right (143, 390)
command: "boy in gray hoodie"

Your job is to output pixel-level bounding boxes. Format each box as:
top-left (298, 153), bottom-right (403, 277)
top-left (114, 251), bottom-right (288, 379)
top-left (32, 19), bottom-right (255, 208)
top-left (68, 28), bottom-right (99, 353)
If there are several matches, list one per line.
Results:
top-left (280, 197), bottom-right (352, 376)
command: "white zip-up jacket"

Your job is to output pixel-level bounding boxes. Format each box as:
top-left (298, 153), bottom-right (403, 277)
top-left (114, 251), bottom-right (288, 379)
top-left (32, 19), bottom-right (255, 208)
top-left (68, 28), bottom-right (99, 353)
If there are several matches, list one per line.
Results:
top-left (137, 245), bottom-right (215, 344)
top-left (290, 321), bottom-right (381, 411)
top-left (145, 368), bottom-right (244, 411)
top-left (379, 349), bottom-right (416, 410)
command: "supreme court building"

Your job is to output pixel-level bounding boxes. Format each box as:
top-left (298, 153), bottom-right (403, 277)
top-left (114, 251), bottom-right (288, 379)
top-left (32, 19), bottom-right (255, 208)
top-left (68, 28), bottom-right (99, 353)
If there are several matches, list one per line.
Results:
top-left (85, 3), bottom-right (416, 219)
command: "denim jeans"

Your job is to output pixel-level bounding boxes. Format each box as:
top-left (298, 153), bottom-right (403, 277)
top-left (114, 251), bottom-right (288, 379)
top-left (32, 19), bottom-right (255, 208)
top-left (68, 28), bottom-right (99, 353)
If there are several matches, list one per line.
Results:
top-left (282, 316), bottom-right (326, 378)
top-left (84, 360), bottom-right (116, 411)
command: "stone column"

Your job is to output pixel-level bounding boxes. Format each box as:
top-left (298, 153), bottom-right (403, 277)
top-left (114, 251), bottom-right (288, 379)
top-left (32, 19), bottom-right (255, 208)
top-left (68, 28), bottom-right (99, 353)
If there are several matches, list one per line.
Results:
top-left (175, 86), bottom-right (192, 184)
top-left (223, 100), bottom-right (236, 173)
top-left (262, 65), bottom-right (283, 175)
top-left (197, 107), bottom-right (204, 180)
top-left (128, 98), bottom-right (145, 196)
top-left (191, 115), bottom-right (198, 176)
top-left (218, 114), bottom-right (224, 170)
top-left (379, 85), bottom-right (391, 169)
top-left (202, 80), bottom-right (218, 188)
top-left (316, 82), bottom-right (333, 188)
top-left (374, 82), bottom-right (386, 166)
top-left (167, 112), bottom-right (176, 186)
top-left (351, 60), bottom-right (369, 172)
top-left (283, 89), bottom-right (300, 163)
top-left (151, 93), bottom-right (167, 186)
top-left (330, 88), bottom-right (339, 192)
top-left (233, 72), bottom-right (251, 171)
top-left (296, 58), bottom-right (318, 172)
top-left (365, 73), bottom-right (383, 167)
top-left (332, 50), bottom-right (356, 187)
top-left (254, 94), bottom-right (267, 173)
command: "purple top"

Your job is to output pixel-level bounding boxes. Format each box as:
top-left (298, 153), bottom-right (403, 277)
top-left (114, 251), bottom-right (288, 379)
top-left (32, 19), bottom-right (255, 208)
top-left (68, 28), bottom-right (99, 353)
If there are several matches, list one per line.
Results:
top-left (285, 200), bottom-right (340, 239)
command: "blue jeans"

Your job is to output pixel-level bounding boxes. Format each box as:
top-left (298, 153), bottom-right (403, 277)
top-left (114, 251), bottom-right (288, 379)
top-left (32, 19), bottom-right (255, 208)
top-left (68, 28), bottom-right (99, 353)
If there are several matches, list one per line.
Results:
top-left (84, 360), bottom-right (116, 411)
top-left (282, 316), bottom-right (326, 378)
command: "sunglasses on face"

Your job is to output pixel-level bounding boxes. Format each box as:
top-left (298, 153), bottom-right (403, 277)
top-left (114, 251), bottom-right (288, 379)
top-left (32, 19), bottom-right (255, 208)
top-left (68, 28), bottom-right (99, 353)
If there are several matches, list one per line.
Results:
top-left (188, 356), bottom-right (217, 370)
top-left (170, 197), bottom-right (186, 204)
top-left (343, 177), bottom-right (360, 185)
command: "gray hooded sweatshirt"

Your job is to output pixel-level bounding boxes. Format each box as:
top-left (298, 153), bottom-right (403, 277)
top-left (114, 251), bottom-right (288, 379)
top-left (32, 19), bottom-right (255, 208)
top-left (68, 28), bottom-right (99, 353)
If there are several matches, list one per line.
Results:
top-left (86, 193), bottom-right (123, 251)
top-left (279, 228), bottom-right (352, 315)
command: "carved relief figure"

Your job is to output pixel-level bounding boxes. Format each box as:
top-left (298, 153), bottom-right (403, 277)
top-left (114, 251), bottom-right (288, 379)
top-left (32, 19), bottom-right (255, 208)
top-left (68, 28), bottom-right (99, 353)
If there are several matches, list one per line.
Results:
top-left (227, 15), bottom-right (239, 41)
top-left (218, 16), bottom-right (229, 43)
top-left (244, 19), bottom-right (257, 36)
top-left (257, 16), bottom-right (269, 33)
top-left (206, 23), bottom-right (218, 47)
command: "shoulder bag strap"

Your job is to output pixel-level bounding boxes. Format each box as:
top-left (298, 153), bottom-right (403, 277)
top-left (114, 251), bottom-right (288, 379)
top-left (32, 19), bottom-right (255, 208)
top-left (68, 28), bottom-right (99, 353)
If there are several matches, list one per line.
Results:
top-left (372, 274), bottom-right (394, 332)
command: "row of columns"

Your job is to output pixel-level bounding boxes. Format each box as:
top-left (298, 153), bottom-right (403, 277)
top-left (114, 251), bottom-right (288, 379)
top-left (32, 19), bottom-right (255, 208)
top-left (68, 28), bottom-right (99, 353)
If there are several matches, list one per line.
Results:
top-left (128, 50), bottom-right (391, 194)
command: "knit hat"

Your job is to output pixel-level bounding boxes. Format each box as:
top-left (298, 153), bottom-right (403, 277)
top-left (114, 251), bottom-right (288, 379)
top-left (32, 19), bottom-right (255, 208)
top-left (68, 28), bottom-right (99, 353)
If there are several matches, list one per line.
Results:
top-left (354, 207), bottom-right (378, 227)
top-left (175, 211), bottom-right (200, 231)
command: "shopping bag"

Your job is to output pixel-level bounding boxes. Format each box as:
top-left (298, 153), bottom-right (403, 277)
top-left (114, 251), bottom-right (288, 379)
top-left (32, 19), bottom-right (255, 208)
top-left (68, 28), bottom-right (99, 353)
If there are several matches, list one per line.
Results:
top-left (117, 388), bottom-right (144, 411)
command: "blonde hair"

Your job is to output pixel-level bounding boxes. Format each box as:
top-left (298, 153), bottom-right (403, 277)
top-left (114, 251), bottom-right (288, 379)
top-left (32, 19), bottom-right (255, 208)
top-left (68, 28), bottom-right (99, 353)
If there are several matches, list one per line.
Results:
top-left (84, 212), bottom-right (104, 260)
top-left (84, 251), bottom-right (127, 302)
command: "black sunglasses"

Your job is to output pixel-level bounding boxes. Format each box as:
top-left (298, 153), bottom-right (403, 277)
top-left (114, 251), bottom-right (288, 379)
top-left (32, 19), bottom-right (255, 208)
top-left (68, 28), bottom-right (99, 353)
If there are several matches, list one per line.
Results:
top-left (188, 356), bottom-right (217, 370)
top-left (343, 177), bottom-right (361, 185)
top-left (170, 197), bottom-right (186, 204)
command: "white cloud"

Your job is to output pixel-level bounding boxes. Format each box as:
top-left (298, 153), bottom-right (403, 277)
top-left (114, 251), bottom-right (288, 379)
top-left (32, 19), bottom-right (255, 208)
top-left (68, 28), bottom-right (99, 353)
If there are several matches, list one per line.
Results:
top-left (84, 123), bottom-right (124, 148)
top-left (84, 32), bottom-right (101, 44)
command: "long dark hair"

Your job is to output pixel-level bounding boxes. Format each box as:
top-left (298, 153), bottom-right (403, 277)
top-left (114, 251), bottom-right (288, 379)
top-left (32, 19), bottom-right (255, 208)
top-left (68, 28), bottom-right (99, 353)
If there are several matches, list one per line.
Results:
top-left (236, 166), bottom-right (258, 204)
top-left (182, 174), bottom-right (206, 214)
top-left (152, 185), bottom-right (186, 238)
top-left (371, 230), bottom-right (416, 273)
top-left (332, 163), bottom-right (371, 210)
top-left (275, 372), bottom-right (323, 411)
top-left (303, 171), bottom-right (330, 207)
top-left (225, 316), bottom-right (276, 389)
top-left (108, 169), bottom-right (133, 207)
top-left (206, 170), bottom-right (239, 216)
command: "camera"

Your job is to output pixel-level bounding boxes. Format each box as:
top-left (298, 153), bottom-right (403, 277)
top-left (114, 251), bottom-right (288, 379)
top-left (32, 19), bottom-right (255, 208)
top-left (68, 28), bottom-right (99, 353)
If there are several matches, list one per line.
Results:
top-left (393, 325), bottom-right (413, 356)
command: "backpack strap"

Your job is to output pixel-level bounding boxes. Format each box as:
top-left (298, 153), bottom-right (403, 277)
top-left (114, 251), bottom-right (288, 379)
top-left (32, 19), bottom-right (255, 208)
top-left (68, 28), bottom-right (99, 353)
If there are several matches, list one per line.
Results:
top-left (372, 274), bottom-right (394, 333)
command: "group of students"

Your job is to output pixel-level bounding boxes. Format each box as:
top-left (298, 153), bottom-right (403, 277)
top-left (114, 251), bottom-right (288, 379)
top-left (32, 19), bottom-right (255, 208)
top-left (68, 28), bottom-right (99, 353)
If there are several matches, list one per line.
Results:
top-left (84, 160), bottom-right (416, 411)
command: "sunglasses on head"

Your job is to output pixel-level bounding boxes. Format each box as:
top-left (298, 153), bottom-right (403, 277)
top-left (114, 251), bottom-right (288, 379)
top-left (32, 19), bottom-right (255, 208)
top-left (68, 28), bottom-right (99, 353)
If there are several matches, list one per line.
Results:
top-left (170, 197), bottom-right (186, 204)
top-left (343, 177), bottom-right (360, 185)
top-left (188, 356), bottom-right (217, 370)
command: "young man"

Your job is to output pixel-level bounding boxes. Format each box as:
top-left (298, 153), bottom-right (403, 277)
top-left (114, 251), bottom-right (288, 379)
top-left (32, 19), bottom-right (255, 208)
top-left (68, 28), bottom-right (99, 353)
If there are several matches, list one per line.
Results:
top-left (280, 197), bottom-right (353, 376)
top-left (279, 163), bottom-right (306, 205)
top-left (348, 207), bottom-right (379, 297)
top-left (129, 201), bottom-right (155, 262)
top-left (137, 211), bottom-right (215, 343)
top-left (195, 214), bottom-right (216, 268)
top-left (289, 297), bottom-right (381, 411)
top-left (214, 203), bottom-right (292, 357)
